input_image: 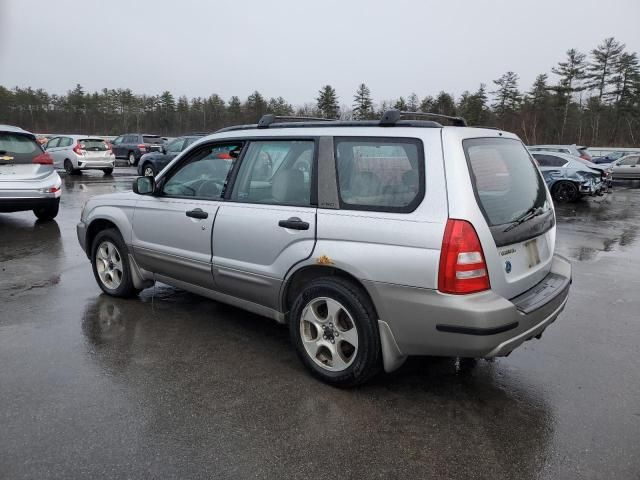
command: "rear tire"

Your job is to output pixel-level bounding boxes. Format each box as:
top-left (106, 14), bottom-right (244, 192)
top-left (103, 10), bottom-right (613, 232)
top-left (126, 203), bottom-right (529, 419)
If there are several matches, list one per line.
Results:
top-left (551, 181), bottom-right (579, 202)
top-left (289, 277), bottom-right (382, 387)
top-left (91, 228), bottom-right (140, 298)
top-left (33, 198), bottom-right (59, 221)
top-left (102, 168), bottom-right (114, 176)
top-left (64, 159), bottom-right (81, 175)
top-left (128, 152), bottom-right (138, 166)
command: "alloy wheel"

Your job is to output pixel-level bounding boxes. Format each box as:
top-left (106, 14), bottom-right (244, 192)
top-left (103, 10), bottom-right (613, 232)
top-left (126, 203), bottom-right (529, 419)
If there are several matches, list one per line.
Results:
top-left (95, 241), bottom-right (124, 290)
top-left (299, 297), bottom-right (359, 372)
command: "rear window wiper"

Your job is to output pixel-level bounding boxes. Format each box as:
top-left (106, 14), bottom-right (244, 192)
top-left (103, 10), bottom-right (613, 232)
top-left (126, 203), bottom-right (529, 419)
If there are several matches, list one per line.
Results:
top-left (503, 207), bottom-right (544, 232)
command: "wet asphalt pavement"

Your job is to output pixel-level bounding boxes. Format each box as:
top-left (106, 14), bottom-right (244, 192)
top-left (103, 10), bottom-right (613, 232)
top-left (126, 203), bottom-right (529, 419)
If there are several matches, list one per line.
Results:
top-left (1, 169), bottom-right (639, 479)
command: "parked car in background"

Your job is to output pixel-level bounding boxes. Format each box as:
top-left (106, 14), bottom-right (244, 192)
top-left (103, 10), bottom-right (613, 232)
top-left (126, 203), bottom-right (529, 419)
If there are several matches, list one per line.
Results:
top-left (110, 134), bottom-right (164, 166)
top-left (77, 111), bottom-right (572, 386)
top-left (531, 151), bottom-right (605, 202)
top-left (45, 135), bottom-right (115, 175)
top-left (611, 154), bottom-right (640, 180)
top-left (0, 125), bottom-right (61, 220)
top-left (529, 144), bottom-right (593, 161)
top-left (137, 134), bottom-right (206, 177)
top-left (591, 151), bottom-right (640, 164)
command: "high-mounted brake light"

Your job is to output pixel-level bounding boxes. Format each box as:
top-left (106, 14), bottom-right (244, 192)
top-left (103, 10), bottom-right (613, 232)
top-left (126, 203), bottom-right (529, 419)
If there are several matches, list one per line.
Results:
top-left (73, 142), bottom-right (84, 155)
top-left (32, 153), bottom-right (53, 165)
top-left (438, 219), bottom-right (490, 294)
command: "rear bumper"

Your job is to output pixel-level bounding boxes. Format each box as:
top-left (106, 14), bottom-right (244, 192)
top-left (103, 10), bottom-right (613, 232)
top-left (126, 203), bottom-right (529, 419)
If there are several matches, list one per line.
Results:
top-left (366, 254), bottom-right (572, 359)
top-left (78, 159), bottom-right (115, 170)
top-left (0, 196), bottom-right (60, 213)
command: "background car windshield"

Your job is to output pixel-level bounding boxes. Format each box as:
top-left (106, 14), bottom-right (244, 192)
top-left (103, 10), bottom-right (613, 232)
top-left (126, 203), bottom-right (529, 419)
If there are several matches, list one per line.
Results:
top-left (465, 138), bottom-right (548, 226)
top-left (166, 138), bottom-right (185, 153)
top-left (79, 139), bottom-right (108, 151)
top-left (0, 133), bottom-right (43, 164)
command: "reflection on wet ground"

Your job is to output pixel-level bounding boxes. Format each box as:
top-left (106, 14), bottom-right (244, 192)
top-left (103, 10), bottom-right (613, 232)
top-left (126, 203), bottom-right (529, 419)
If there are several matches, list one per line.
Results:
top-left (554, 181), bottom-right (640, 262)
top-left (1, 170), bottom-right (639, 479)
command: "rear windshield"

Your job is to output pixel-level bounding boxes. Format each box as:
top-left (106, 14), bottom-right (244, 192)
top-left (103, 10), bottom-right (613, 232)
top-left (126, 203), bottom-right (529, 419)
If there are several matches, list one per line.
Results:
top-left (465, 138), bottom-right (553, 246)
top-left (80, 139), bottom-right (108, 151)
top-left (0, 133), bottom-right (43, 164)
top-left (143, 136), bottom-right (163, 144)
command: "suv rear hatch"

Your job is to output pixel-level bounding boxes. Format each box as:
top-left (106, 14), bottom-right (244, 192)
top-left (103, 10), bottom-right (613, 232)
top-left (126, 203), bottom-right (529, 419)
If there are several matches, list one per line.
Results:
top-left (464, 137), bottom-right (555, 299)
top-left (78, 138), bottom-right (112, 160)
top-left (143, 135), bottom-right (164, 152)
top-left (0, 131), bottom-right (53, 181)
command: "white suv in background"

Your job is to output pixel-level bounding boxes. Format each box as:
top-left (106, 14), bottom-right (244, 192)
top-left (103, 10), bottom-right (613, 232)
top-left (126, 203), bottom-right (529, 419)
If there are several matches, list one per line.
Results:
top-left (46, 135), bottom-right (115, 175)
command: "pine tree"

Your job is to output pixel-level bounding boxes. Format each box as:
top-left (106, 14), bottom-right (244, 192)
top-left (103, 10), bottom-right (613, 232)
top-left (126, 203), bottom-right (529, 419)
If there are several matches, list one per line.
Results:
top-left (407, 93), bottom-right (419, 112)
top-left (491, 72), bottom-right (521, 117)
top-left (393, 97), bottom-right (407, 111)
top-left (432, 91), bottom-right (456, 116)
top-left (586, 37), bottom-right (625, 103)
top-left (419, 95), bottom-right (435, 112)
top-left (352, 83), bottom-right (373, 119)
top-left (551, 48), bottom-right (587, 140)
top-left (316, 85), bottom-right (339, 118)
top-left (245, 91), bottom-right (267, 120)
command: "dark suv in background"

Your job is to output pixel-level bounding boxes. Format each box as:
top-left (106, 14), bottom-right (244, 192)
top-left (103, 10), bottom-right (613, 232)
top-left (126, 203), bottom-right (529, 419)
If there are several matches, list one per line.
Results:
top-left (111, 134), bottom-right (164, 166)
top-left (137, 134), bottom-right (207, 177)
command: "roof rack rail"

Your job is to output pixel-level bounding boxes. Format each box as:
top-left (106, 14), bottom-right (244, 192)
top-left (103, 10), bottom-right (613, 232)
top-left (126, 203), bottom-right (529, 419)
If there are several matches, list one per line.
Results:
top-left (380, 110), bottom-right (467, 127)
top-left (257, 114), bottom-right (335, 128)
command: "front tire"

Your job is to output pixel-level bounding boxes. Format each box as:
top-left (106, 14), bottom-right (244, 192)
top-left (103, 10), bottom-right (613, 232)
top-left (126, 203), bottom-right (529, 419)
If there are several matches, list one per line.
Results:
top-left (142, 163), bottom-right (155, 177)
top-left (289, 277), bottom-right (381, 387)
top-left (64, 159), bottom-right (81, 175)
top-left (33, 198), bottom-right (59, 221)
top-left (102, 168), bottom-right (114, 175)
top-left (91, 228), bottom-right (140, 298)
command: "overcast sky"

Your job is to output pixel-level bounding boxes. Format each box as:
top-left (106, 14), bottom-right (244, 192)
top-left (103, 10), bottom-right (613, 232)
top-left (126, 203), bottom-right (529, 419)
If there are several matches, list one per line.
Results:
top-left (1, 0), bottom-right (639, 106)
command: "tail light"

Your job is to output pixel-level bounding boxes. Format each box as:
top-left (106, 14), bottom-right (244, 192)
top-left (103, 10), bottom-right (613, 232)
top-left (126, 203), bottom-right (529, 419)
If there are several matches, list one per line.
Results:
top-left (32, 153), bottom-right (53, 165)
top-left (137, 143), bottom-right (147, 152)
top-left (438, 219), bottom-right (490, 294)
top-left (73, 142), bottom-right (84, 155)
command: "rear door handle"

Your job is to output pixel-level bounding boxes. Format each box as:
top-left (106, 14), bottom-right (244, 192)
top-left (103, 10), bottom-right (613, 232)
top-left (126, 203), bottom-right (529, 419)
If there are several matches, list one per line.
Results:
top-left (186, 208), bottom-right (208, 219)
top-left (278, 217), bottom-right (309, 230)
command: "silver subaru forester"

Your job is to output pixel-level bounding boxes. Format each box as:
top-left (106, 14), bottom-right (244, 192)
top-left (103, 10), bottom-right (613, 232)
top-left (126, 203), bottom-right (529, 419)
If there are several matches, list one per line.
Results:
top-left (77, 111), bottom-right (572, 386)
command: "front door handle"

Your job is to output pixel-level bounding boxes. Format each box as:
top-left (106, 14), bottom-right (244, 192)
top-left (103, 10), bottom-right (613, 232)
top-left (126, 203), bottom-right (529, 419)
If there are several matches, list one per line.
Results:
top-left (186, 208), bottom-right (208, 219)
top-left (278, 217), bottom-right (309, 230)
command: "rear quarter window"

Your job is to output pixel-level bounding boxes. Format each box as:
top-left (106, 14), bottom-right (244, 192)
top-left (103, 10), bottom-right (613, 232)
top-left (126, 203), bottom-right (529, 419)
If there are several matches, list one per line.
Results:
top-left (335, 137), bottom-right (424, 212)
top-left (143, 136), bottom-right (163, 144)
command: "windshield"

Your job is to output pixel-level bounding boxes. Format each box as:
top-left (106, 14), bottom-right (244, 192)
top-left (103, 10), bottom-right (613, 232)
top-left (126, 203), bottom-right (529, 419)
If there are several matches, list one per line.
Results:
top-left (0, 133), bottom-right (43, 164)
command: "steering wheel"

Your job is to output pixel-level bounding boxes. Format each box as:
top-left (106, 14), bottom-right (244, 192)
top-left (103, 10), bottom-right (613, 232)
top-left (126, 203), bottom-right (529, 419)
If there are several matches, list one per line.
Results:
top-left (196, 180), bottom-right (222, 198)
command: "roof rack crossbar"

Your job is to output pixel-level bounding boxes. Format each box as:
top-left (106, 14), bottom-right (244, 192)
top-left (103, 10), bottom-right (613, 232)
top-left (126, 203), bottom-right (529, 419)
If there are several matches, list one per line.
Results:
top-left (380, 109), bottom-right (467, 127)
top-left (257, 114), bottom-right (335, 128)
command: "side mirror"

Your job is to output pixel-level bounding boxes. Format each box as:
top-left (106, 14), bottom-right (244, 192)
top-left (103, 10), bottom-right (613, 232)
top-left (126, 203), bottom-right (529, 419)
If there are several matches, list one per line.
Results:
top-left (133, 176), bottom-right (155, 195)
top-left (162, 146), bottom-right (167, 154)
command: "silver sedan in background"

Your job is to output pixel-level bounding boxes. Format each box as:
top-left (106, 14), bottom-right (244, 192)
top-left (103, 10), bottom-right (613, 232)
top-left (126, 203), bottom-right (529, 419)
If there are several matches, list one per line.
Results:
top-left (0, 125), bottom-right (61, 220)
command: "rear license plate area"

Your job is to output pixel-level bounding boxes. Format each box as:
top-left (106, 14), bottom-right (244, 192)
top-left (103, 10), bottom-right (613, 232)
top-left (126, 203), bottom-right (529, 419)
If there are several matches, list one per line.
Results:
top-left (524, 239), bottom-right (541, 268)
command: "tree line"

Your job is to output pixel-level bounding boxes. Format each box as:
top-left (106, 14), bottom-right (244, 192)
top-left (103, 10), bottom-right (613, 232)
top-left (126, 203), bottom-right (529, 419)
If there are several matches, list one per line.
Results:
top-left (1, 37), bottom-right (638, 146)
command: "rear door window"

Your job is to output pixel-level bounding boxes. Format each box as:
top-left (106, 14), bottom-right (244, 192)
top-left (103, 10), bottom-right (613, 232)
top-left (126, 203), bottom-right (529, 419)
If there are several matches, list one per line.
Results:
top-left (0, 133), bottom-right (43, 164)
top-left (334, 137), bottom-right (424, 212)
top-left (464, 137), bottom-right (553, 246)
